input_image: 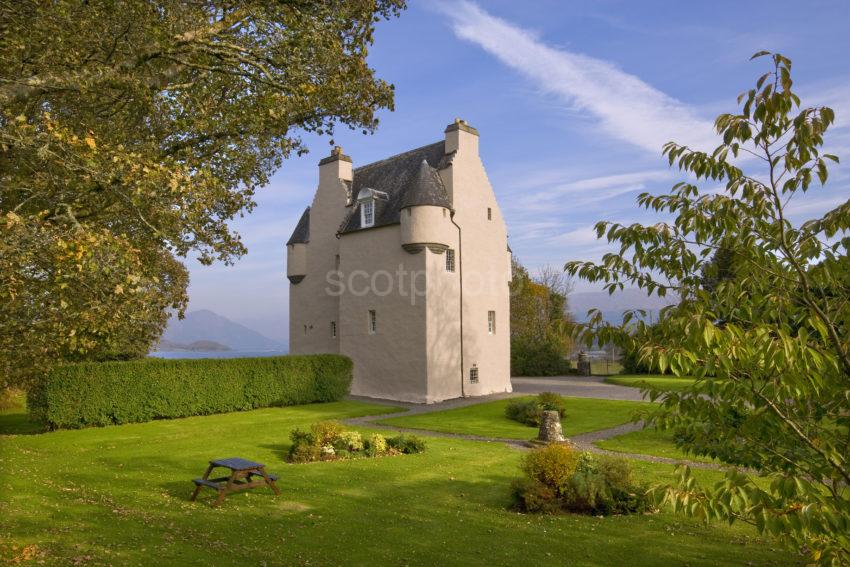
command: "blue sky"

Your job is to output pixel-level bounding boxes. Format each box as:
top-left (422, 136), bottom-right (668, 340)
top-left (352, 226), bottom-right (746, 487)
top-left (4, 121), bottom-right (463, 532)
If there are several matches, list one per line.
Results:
top-left (184, 0), bottom-right (850, 345)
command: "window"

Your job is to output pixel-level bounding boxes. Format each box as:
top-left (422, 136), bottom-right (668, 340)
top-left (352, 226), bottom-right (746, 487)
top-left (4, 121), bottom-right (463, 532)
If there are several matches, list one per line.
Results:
top-left (469, 365), bottom-right (479, 383)
top-left (488, 310), bottom-right (496, 334)
top-left (445, 249), bottom-right (456, 272)
top-left (368, 310), bottom-right (377, 334)
top-left (335, 254), bottom-right (340, 270)
top-left (303, 324), bottom-right (307, 336)
top-left (487, 207), bottom-right (492, 220)
top-left (331, 321), bottom-right (337, 338)
top-left (361, 200), bottom-right (375, 227)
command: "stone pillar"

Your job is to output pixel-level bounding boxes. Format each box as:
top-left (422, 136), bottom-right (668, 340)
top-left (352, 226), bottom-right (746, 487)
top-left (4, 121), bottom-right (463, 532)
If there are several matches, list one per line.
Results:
top-left (537, 410), bottom-right (565, 443)
top-left (577, 351), bottom-right (591, 376)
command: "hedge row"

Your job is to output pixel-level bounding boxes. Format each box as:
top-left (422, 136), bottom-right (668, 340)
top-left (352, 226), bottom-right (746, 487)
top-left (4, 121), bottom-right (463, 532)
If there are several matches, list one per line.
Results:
top-left (28, 354), bottom-right (353, 429)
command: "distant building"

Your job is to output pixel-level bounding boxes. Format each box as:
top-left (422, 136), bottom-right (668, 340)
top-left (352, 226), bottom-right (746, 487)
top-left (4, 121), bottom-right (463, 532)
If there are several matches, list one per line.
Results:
top-left (286, 120), bottom-right (511, 403)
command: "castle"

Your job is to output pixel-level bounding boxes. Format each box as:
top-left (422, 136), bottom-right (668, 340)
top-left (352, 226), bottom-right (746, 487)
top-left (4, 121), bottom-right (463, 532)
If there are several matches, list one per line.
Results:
top-left (286, 120), bottom-right (511, 403)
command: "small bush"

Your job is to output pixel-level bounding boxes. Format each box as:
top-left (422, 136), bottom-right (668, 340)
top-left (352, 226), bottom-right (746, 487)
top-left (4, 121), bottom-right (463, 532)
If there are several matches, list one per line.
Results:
top-left (335, 430), bottom-right (364, 452)
top-left (510, 478), bottom-right (560, 514)
top-left (364, 434), bottom-right (388, 457)
top-left (512, 447), bottom-right (650, 516)
top-left (520, 444), bottom-right (579, 493)
top-left (505, 392), bottom-right (567, 426)
top-left (29, 354), bottom-right (353, 429)
top-left (311, 421), bottom-right (346, 446)
top-left (386, 434), bottom-right (427, 454)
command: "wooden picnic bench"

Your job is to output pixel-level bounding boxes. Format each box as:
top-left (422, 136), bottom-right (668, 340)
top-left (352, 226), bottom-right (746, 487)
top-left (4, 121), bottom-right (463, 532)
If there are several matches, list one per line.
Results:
top-left (190, 457), bottom-right (280, 507)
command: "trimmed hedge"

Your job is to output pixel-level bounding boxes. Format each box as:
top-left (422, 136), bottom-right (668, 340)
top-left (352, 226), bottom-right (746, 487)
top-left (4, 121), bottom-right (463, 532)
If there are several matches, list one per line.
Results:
top-left (28, 354), bottom-right (352, 429)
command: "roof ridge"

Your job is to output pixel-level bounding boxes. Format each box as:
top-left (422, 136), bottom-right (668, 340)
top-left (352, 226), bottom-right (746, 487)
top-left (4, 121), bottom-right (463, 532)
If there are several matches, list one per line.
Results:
top-left (353, 141), bottom-right (444, 172)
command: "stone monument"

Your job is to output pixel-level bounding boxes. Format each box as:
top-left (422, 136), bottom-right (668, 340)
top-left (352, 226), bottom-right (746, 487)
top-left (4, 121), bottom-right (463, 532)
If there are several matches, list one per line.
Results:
top-left (537, 410), bottom-right (565, 443)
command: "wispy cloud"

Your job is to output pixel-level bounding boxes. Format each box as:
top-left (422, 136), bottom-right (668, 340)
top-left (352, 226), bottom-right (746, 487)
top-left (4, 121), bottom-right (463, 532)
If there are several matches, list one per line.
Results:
top-left (441, 1), bottom-right (717, 154)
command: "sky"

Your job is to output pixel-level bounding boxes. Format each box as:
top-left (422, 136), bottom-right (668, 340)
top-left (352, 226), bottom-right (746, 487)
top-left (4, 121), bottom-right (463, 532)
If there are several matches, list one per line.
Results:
top-left (182, 0), bottom-right (850, 346)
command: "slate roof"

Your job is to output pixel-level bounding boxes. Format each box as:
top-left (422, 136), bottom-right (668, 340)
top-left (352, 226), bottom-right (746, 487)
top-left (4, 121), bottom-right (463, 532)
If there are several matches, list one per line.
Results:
top-left (338, 141), bottom-right (452, 234)
top-left (286, 207), bottom-right (310, 245)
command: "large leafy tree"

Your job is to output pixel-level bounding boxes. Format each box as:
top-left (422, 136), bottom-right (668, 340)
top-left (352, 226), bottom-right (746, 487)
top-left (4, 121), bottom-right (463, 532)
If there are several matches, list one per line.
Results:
top-left (0, 1), bottom-right (405, 387)
top-left (566, 52), bottom-right (849, 563)
top-left (510, 259), bottom-right (574, 375)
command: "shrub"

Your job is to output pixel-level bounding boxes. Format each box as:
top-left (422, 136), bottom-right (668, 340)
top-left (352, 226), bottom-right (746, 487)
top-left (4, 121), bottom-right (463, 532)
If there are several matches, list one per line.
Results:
top-left (520, 444), bottom-right (579, 493)
top-left (510, 478), bottom-right (560, 514)
top-left (512, 447), bottom-right (650, 516)
top-left (505, 393), bottom-right (567, 426)
top-left (28, 354), bottom-right (352, 429)
top-left (335, 430), bottom-right (364, 452)
top-left (364, 434), bottom-right (388, 457)
top-left (311, 421), bottom-right (346, 446)
top-left (387, 434), bottom-right (427, 454)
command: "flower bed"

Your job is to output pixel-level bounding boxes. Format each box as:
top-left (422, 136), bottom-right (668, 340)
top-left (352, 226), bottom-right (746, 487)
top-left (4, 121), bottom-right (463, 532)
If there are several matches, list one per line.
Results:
top-left (287, 421), bottom-right (426, 463)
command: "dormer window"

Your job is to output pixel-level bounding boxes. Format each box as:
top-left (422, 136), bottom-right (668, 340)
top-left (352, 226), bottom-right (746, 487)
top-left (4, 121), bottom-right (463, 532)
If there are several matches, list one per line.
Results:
top-left (356, 187), bottom-right (387, 229)
top-left (361, 199), bottom-right (375, 228)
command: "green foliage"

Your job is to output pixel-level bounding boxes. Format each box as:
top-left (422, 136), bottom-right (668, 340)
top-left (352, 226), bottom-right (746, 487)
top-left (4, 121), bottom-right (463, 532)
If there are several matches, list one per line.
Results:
top-left (364, 433), bottom-right (388, 457)
top-left (29, 354), bottom-right (352, 429)
top-left (287, 422), bottom-right (423, 463)
top-left (510, 478), bottom-right (560, 514)
top-left (513, 447), bottom-right (648, 516)
top-left (0, 1), bottom-right (405, 388)
top-left (386, 434), bottom-right (427, 454)
top-left (510, 259), bottom-right (576, 376)
top-left (520, 444), bottom-right (579, 492)
top-left (505, 392), bottom-right (567, 426)
top-left (566, 51), bottom-right (850, 563)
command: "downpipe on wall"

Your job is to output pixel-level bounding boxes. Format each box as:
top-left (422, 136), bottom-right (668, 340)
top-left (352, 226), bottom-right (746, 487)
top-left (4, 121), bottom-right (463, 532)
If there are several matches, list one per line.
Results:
top-left (450, 209), bottom-right (465, 398)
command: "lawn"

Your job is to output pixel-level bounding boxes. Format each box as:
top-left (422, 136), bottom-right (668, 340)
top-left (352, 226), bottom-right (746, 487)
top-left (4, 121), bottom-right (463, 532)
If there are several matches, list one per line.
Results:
top-left (377, 396), bottom-right (651, 440)
top-left (0, 400), bottom-right (790, 566)
top-left (604, 374), bottom-right (698, 392)
top-left (596, 427), bottom-right (717, 464)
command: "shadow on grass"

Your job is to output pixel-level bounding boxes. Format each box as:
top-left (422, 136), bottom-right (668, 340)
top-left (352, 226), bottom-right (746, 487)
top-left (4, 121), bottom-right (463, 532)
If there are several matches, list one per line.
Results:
top-left (0, 411), bottom-right (46, 435)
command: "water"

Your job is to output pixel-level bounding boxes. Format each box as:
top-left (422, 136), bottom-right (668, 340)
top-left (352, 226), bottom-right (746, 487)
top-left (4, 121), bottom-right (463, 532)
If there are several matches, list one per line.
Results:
top-left (149, 350), bottom-right (288, 360)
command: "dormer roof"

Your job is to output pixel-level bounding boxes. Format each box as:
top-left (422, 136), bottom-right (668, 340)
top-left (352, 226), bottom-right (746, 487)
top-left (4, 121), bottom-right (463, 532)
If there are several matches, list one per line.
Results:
top-left (338, 141), bottom-right (453, 234)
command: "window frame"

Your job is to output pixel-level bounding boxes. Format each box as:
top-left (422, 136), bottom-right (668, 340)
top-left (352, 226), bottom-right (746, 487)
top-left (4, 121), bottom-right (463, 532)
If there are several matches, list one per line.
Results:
top-left (361, 200), bottom-right (375, 228)
top-left (469, 365), bottom-right (479, 383)
top-left (488, 310), bottom-right (496, 335)
top-left (487, 207), bottom-right (492, 220)
top-left (331, 321), bottom-right (337, 338)
top-left (368, 309), bottom-right (377, 334)
top-left (445, 249), bottom-right (456, 273)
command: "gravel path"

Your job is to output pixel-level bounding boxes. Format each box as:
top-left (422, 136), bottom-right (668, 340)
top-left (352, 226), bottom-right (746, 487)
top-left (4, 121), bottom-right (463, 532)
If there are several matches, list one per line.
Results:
top-left (344, 390), bottom-right (728, 470)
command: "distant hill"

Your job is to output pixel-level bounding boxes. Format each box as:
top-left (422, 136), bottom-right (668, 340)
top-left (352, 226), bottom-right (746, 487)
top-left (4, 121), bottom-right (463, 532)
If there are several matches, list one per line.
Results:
top-left (158, 309), bottom-right (286, 352)
top-left (155, 339), bottom-right (231, 352)
top-left (569, 289), bottom-right (677, 324)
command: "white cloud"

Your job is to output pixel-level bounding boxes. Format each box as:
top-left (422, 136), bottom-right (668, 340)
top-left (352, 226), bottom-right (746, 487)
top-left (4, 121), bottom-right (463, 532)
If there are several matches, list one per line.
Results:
top-left (441, 1), bottom-right (717, 154)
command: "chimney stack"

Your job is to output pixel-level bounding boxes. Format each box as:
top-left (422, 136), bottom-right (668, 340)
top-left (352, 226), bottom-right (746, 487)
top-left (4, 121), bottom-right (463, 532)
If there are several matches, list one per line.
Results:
top-left (318, 145), bottom-right (353, 187)
top-left (444, 118), bottom-right (479, 155)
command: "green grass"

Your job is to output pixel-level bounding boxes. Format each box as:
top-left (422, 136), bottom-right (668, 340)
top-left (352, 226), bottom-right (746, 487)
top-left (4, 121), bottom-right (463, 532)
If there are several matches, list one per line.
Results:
top-left (0, 389), bottom-right (45, 435)
top-left (604, 374), bottom-right (698, 392)
top-left (596, 427), bottom-right (717, 464)
top-left (0, 399), bottom-right (790, 566)
top-left (378, 396), bottom-right (652, 440)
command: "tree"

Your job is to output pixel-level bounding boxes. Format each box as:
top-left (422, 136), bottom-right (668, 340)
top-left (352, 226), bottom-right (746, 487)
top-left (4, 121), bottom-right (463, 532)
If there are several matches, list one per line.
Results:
top-left (565, 52), bottom-right (850, 563)
top-left (510, 259), bottom-right (575, 375)
top-left (0, 1), bottom-right (405, 387)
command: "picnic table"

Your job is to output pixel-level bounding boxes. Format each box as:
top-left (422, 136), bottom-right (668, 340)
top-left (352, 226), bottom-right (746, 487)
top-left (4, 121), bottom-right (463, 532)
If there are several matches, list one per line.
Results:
top-left (191, 457), bottom-right (280, 507)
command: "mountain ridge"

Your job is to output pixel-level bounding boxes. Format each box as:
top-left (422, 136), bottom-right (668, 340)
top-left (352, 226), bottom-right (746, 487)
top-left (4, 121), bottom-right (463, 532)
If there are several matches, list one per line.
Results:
top-left (158, 309), bottom-right (286, 352)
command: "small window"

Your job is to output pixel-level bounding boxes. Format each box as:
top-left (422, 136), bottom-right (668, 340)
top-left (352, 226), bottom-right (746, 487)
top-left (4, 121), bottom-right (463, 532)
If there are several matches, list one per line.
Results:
top-left (487, 207), bottom-right (492, 220)
top-left (488, 311), bottom-right (496, 334)
top-left (469, 365), bottom-right (479, 383)
top-left (335, 254), bottom-right (340, 270)
top-left (361, 200), bottom-right (375, 228)
top-left (303, 324), bottom-right (307, 336)
top-left (368, 310), bottom-right (377, 334)
top-left (331, 321), bottom-right (337, 338)
top-left (445, 249), bottom-right (456, 272)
